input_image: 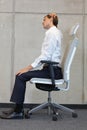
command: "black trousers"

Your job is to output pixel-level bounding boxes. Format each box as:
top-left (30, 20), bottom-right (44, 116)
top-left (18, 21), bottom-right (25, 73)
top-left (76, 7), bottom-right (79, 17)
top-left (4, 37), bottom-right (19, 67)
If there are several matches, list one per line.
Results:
top-left (10, 66), bottom-right (63, 104)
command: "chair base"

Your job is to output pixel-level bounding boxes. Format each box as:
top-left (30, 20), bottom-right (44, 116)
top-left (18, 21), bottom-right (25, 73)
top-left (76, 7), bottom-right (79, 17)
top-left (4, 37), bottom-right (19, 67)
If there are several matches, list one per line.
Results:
top-left (25, 92), bottom-right (78, 120)
top-left (28, 102), bottom-right (77, 115)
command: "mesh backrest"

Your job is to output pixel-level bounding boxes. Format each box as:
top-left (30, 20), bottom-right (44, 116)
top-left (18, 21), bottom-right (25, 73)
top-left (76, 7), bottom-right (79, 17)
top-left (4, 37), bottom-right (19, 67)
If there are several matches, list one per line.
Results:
top-left (62, 37), bottom-right (79, 81)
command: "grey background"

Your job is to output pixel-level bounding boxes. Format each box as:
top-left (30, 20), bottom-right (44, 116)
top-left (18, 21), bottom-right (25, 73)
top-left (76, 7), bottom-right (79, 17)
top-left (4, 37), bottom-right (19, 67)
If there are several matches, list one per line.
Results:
top-left (0, 0), bottom-right (86, 104)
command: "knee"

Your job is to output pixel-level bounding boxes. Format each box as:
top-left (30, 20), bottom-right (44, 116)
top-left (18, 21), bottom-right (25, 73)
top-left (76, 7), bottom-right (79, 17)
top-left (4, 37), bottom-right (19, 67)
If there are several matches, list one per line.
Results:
top-left (16, 74), bottom-right (23, 80)
top-left (15, 73), bottom-right (26, 81)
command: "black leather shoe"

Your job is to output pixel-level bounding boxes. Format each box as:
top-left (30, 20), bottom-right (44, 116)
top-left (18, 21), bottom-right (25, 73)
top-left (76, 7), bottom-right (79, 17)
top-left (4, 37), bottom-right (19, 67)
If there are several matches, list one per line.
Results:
top-left (0, 112), bottom-right (24, 119)
top-left (2, 108), bottom-right (24, 115)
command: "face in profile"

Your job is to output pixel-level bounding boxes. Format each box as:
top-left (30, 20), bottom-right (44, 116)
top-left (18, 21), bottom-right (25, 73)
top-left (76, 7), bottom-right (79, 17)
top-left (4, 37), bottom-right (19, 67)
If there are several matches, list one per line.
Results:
top-left (42, 16), bottom-right (53, 29)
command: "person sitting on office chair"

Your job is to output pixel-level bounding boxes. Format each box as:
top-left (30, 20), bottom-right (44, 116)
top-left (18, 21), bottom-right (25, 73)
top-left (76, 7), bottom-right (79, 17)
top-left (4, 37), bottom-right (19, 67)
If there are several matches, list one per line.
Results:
top-left (0, 12), bottom-right (63, 119)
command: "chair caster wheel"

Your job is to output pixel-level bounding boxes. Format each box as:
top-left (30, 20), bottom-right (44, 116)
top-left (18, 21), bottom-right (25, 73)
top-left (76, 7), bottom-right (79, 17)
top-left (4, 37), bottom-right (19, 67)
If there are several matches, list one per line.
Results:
top-left (52, 115), bottom-right (58, 121)
top-left (25, 113), bottom-right (30, 119)
top-left (72, 112), bottom-right (78, 118)
top-left (25, 110), bottom-right (31, 119)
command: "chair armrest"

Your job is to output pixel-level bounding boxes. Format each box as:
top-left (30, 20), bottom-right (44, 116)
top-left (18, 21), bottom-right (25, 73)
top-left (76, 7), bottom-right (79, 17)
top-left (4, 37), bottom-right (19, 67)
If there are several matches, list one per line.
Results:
top-left (41, 60), bottom-right (58, 86)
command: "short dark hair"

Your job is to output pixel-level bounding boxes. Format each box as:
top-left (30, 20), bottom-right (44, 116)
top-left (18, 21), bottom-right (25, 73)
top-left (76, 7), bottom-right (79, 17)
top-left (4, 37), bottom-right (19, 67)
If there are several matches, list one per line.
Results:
top-left (46, 13), bottom-right (58, 27)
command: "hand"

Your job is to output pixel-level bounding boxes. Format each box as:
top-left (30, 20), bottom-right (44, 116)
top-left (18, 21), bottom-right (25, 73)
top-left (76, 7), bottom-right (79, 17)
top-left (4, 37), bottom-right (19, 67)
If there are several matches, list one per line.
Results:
top-left (16, 67), bottom-right (29, 75)
top-left (16, 65), bottom-right (33, 75)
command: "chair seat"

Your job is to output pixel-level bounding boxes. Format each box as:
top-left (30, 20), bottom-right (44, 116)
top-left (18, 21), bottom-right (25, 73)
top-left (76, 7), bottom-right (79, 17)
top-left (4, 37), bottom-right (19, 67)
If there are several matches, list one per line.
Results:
top-left (30, 78), bottom-right (64, 85)
top-left (30, 78), bottom-right (65, 91)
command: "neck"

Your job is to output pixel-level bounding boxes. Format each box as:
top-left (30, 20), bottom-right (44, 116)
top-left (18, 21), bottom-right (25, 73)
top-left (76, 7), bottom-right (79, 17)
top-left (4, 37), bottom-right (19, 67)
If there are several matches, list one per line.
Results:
top-left (47, 25), bottom-right (54, 30)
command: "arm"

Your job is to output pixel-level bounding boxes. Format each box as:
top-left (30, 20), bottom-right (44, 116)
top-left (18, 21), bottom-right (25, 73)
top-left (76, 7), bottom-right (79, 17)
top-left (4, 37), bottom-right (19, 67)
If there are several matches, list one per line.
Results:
top-left (16, 33), bottom-right (56, 75)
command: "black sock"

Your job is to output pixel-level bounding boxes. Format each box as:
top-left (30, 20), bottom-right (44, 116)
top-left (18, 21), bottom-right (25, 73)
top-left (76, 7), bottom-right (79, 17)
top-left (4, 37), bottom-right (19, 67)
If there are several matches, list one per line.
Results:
top-left (14, 103), bottom-right (23, 113)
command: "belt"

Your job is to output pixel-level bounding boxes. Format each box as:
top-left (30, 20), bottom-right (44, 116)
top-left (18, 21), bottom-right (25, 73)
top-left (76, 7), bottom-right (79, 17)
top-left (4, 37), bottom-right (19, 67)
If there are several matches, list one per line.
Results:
top-left (43, 63), bottom-right (60, 68)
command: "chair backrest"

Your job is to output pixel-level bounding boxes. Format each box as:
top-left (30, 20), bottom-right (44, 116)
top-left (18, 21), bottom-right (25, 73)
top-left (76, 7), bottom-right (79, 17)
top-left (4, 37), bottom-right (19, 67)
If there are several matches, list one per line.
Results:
top-left (62, 24), bottom-right (79, 82)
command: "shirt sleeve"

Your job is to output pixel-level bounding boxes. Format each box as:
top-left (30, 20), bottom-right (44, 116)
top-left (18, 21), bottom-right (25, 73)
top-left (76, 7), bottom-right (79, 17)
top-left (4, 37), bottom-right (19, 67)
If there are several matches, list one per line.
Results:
top-left (31, 32), bottom-right (57, 68)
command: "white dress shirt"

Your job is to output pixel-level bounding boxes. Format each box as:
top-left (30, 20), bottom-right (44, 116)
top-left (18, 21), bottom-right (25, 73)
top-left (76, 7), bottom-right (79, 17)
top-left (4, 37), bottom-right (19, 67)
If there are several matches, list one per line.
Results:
top-left (31, 26), bottom-right (62, 68)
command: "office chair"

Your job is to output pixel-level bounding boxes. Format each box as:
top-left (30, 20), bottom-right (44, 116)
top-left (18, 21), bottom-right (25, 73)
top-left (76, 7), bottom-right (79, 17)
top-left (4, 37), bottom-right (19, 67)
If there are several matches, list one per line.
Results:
top-left (26, 24), bottom-right (79, 121)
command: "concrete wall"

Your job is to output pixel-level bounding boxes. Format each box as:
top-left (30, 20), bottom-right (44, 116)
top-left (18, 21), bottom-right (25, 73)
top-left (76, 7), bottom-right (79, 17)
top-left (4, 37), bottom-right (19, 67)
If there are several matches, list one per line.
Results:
top-left (0, 0), bottom-right (86, 104)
